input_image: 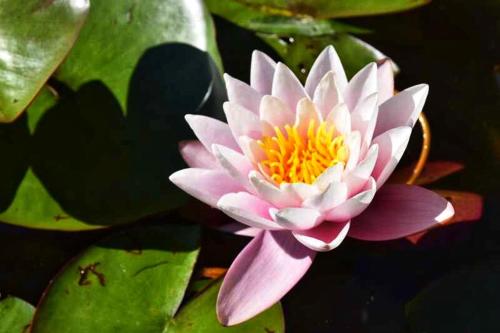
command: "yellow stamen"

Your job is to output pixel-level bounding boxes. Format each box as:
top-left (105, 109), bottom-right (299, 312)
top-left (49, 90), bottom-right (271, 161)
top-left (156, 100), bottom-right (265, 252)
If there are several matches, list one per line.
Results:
top-left (257, 120), bottom-right (349, 184)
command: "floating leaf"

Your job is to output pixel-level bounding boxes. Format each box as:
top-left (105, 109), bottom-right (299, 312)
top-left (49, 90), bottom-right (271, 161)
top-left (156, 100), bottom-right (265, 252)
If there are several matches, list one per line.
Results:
top-left (206, 0), bottom-right (430, 19)
top-left (0, 0), bottom-right (89, 122)
top-left (0, 0), bottom-right (225, 230)
top-left (0, 296), bottom-right (34, 333)
top-left (30, 225), bottom-right (285, 332)
top-left (259, 32), bottom-right (395, 80)
top-left (206, 0), bottom-right (370, 36)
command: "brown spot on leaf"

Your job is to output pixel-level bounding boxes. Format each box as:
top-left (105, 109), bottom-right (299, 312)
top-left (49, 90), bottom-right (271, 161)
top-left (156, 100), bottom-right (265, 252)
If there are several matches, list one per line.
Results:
top-left (265, 328), bottom-right (275, 333)
top-left (78, 263), bottom-right (106, 286)
top-left (54, 214), bottom-right (69, 222)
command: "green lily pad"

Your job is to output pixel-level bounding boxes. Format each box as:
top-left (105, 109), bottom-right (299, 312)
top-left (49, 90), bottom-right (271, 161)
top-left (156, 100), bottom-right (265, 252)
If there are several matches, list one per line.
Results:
top-left (30, 224), bottom-right (285, 332)
top-left (0, 0), bottom-right (225, 230)
top-left (210, 0), bottom-right (430, 19)
top-left (206, 0), bottom-right (370, 36)
top-left (0, 296), bottom-right (34, 333)
top-left (259, 32), bottom-right (396, 80)
top-left (0, 0), bottom-right (89, 123)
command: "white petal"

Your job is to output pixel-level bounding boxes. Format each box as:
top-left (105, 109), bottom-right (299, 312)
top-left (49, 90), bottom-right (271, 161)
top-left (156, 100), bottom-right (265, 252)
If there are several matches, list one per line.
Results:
top-left (313, 71), bottom-right (344, 119)
top-left (223, 102), bottom-right (262, 139)
top-left (250, 50), bottom-right (277, 95)
top-left (344, 62), bottom-right (377, 112)
top-left (259, 95), bottom-right (295, 128)
top-left (305, 45), bottom-right (348, 96)
top-left (272, 62), bottom-right (308, 110)
top-left (275, 207), bottom-right (323, 230)
top-left (224, 73), bottom-right (263, 114)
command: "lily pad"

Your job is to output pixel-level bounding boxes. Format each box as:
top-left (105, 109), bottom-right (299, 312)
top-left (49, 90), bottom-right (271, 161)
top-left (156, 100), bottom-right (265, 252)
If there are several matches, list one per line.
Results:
top-left (0, 0), bottom-right (225, 230)
top-left (0, 0), bottom-right (89, 122)
top-left (206, 0), bottom-right (429, 19)
top-left (30, 224), bottom-right (285, 332)
top-left (259, 32), bottom-right (394, 80)
top-left (0, 296), bottom-right (34, 333)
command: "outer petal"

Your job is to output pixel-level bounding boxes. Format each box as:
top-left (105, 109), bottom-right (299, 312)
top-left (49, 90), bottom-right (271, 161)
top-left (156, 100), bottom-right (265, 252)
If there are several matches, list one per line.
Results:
top-left (224, 73), bottom-right (263, 114)
top-left (275, 207), bottom-right (323, 230)
top-left (374, 84), bottom-right (429, 137)
top-left (349, 185), bottom-right (455, 241)
top-left (218, 222), bottom-right (260, 237)
top-left (169, 168), bottom-right (244, 207)
top-left (259, 95), bottom-right (295, 129)
top-left (377, 59), bottom-right (394, 105)
top-left (272, 62), bottom-right (308, 111)
top-left (185, 114), bottom-right (240, 152)
top-left (344, 63), bottom-right (377, 112)
top-left (372, 126), bottom-right (412, 188)
top-left (325, 177), bottom-right (376, 222)
top-left (217, 230), bottom-right (315, 325)
top-left (305, 45), bottom-right (348, 96)
top-left (179, 140), bottom-right (218, 169)
top-left (217, 192), bottom-right (282, 230)
top-left (213, 144), bottom-right (255, 191)
top-left (293, 221), bottom-right (350, 252)
top-left (250, 50), bottom-right (277, 95)
top-left (223, 102), bottom-right (262, 139)
top-left (313, 71), bottom-right (344, 118)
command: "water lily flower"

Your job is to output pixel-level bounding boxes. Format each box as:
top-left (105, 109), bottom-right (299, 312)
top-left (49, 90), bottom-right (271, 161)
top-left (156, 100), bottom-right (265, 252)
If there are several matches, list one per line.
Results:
top-left (169, 46), bottom-right (454, 326)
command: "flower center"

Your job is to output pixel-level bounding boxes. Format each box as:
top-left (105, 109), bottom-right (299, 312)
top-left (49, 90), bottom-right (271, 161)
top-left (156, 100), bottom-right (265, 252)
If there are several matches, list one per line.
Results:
top-left (257, 120), bottom-right (349, 184)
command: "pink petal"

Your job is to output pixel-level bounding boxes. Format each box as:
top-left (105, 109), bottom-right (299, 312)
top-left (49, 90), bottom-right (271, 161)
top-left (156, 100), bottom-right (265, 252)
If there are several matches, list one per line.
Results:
top-left (249, 171), bottom-right (301, 208)
top-left (313, 71), bottom-right (344, 119)
top-left (250, 50), bottom-right (277, 95)
top-left (374, 84), bottom-right (429, 137)
top-left (272, 62), bottom-right (308, 110)
top-left (179, 140), bottom-right (218, 169)
top-left (259, 95), bottom-right (295, 129)
top-left (217, 230), bottom-right (315, 326)
top-left (345, 131), bottom-right (361, 171)
top-left (280, 182), bottom-right (320, 202)
top-left (325, 103), bottom-right (351, 135)
top-left (185, 114), bottom-right (240, 152)
top-left (372, 126), bottom-right (412, 188)
top-left (303, 181), bottom-right (348, 212)
top-left (305, 45), bottom-right (348, 96)
top-left (169, 168), bottom-right (244, 207)
top-left (224, 73), bottom-right (263, 114)
top-left (350, 92), bottom-right (378, 154)
top-left (325, 177), bottom-right (376, 222)
top-left (295, 97), bottom-right (321, 137)
top-left (313, 163), bottom-right (343, 191)
top-left (275, 207), bottom-right (323, 230)
top-left (218, 222), bottom-right (260, 237)
top-left (344, 63), bottom-right (377, 112)
top-left (238, 136), bottom-right (266, 164)
top-left (344, 144), bottom-right (378, 196)
top-left (213, 144), bottom-right (255, 191)
top-left (293, 221), bottom-right (350, 252)
top-left (223, 102), bottom-right (262, 139)
top-left (217, 192), bottom-right (282, 230)
top-left (377, 59), bottom-right (394, 105)
top-left (349, 185), bottom-right (454, 241)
